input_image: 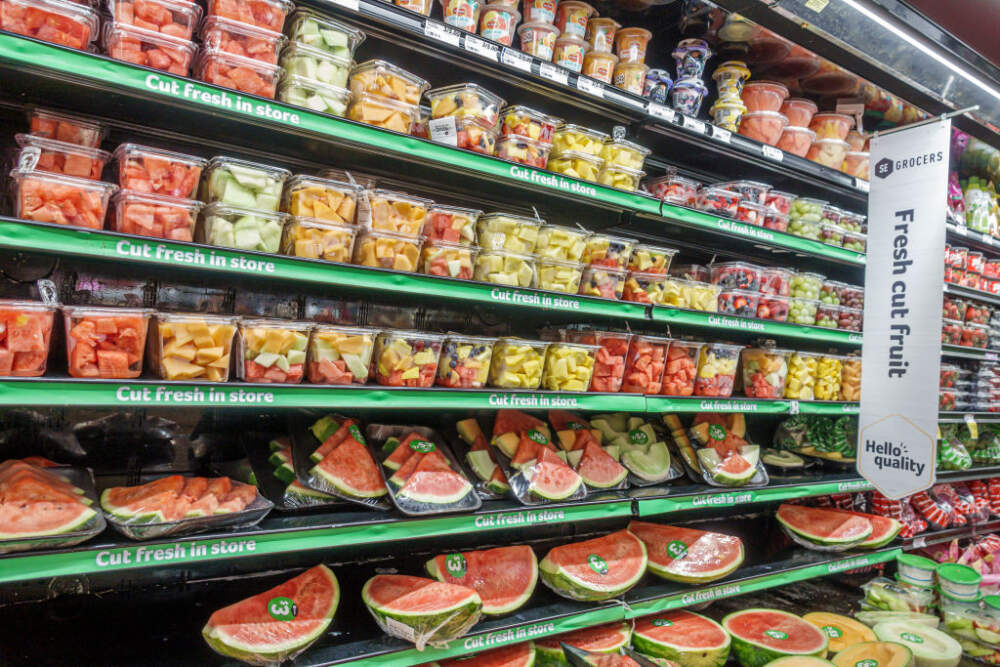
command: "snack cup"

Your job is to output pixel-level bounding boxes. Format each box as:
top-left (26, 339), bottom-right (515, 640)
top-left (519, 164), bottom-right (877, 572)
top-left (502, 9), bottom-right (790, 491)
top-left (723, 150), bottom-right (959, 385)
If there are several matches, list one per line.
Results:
top-left (806, 138), bottom-right (849, 169)
top-left (500, 105), bottom-right (561, 143)
top-left (598, 164), bottom-right (643, 192)
top-left (202, 156), bottom-right (289, 211)
top-left (842, 229), bottom-right (866, 253)
top-left (201, 15), bottom-right (284, 64)
top-left (660, 340), bottom-right (703, 396)
top-left (838, 306), bottom-right (862, 331)
top-left (739, 110), bottom-right (788, 145)
top-left (612, 61), bottom-right (647, 95)
top-left (671, 37), bottom-right (710, 76)
top-left (349, 59), bottom-right (428, 105)
top-left (518, 20), bottom-right (558, 60)
top-left (285, 10), bottom-right (365, 59)
top-left (348, 92), bottom-right (419, 133)
top-left (395, 0), bottom-right (432, 15)
top-left (579, 265), bottom-right (626, 299)
top-left (496, 134), bottom-right (551, 168)
top-left (776, 126), bottom-right (815, 157)
top-left (815, 303), bottom-right (839, 328)
top-left (151, 312), bottom-right (237, 382)
top-left (473, 249), bottom-right (536, 286)
top-left (585, 16), bottom-right (619, 52)
top-left (648, 175), bottom-right (699, 205)
top-left (10, 168), bottom-right (116, 229)
top-left (711, 60), bottom-right (750, 95)
top-left (476, 213), bottom-right (540, 252)
top-left (199, 202), bottom-right (288, 252)
top-left (551, 123), bottom-right (608, 156)
top-left (372, 330), bottom-right (444, 387)
top-left (670, 77), bottom-right (708, 116)
top-left (620, 335), bottom-right (670, 394)
top-left (196, 47), bottom-right (282, 98)
top-left (521, 0), bottom-right (554, 23)
top-left (479, 2), bottom-right (519, 45)
top-left (104, 23), bottom-right (197, 76)
top-left (548, 150), bottom-right (604, 182)
top-left (284, 175), bottom-right (361, 225)
top-left (541, 342), bottom-right (598, 391)
top-left (842, 151), bottom-right (870, 179)
top-left (582, 233), bottom-right (634, 270)
top-left (488, 338), bottom-right (548, 389)
top-left (353, 229), bottom-right (423, 272)
top-left (0, 0), bottom-right (98, 49)
top-left (114, 143), bottom-right (205, 198)
top-left (741, 347), bottom-right (790, 399)
top-left (534, 223), bottom-right (589, 261)
top-left (695, 342), bottom-right (742, 397)
top-left (757, 294), bottom-right (789, 322)
top-left (614, 26), bottom-right (652, 64)
top-left (0, 300), bottom-right (55, 377)
top-left (809, 112), bottom-right (853, 140)
top-left (553, 0), bottom-right (594, 38)
top-left (764, 190), bottom-right (794, 216)
top-left (741, 81), bottom-right (789, 113)
top-left (236, 319), bottom-right (312, 384)
top-left (27, 107), bottom-right (105, 147)
top-left (437, 335), bottom-right (494, 388)
top-left (419, 240), bottom-right (477, 279)
top-left (427, 82), bottom-right (505, 127)
top-left (670, 263), bottom-right (709, 282)
top-left (717, 288), bottom-right (759, 318)
top-left (628, 244), bottom-right (676, 274)
top-left (553, 34), bottom-right (588, 73)
top-left (423, 205), bottom-right (481, 245)
top-left (279, 41), bottom-right (351, 89)
top-left (536, 257), bottom-right (583, 293)
top-left (710, 261), bottom-right (762, 291)
top-left (780, 97), bottom-right (817, 126)
top-left (783, 350), bottom-right (819, 399)
top-left (110, 190), bottom-right (203, 241)
top-left (788, 297), bottom-right (819, 325)
top-left (696, 186), bottom-right (740, 218)
top-left (440, 0), bottom-right (482, 31)
top-left (281, 216), bottom-right (357, 263)
top-left (709, 99), bottom-right (747, 132)
top-left (15, 133), bottom-right (109, 181)
top-left (205, 0), bottom-right (290, 31)
top-left (815, 354), bottom-right (844, 400)
top-left (307, 324), bottom-right (377, 384)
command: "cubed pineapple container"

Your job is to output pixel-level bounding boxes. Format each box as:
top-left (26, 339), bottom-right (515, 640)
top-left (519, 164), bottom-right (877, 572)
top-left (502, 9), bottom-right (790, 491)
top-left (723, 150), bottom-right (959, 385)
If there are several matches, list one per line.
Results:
top-left (150, 312), bottom-right (238, 382)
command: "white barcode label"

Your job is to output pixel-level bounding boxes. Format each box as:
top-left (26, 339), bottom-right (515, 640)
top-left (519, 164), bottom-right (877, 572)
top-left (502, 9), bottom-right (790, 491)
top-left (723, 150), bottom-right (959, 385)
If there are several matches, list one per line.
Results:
top-left (464, 36), bottom-right (498, 61)
top-left (424, 21), bottom-right (461, 46)
top-left (762, 145), bottom-right (784, 161)
top-left (712, 127), bottom-right (731, 143)
top-left (539, 62), bottom-right (568, 86)
top-left (789, 400), bottom-right (800, 415)
top-left (429, 117), bottom-right (458, 146)
top-left (953, 225), bottom-right (967, 235)
top-left (331, 0), bottom-right (359, 10)
top-left (855, 178), bottom-right (870, 192)
top-left (682, 116), bottom-right (706, 134)
top-left (913, 536), bottom-right (926, 548)
top-left (577, 76), bottom-right (604, 98)
top-left (383, 616), bottom-right (418, 641)
top-left (501, 48), bottom-right (532, 72)
top-left (647, 103), bottom-right (675, 123)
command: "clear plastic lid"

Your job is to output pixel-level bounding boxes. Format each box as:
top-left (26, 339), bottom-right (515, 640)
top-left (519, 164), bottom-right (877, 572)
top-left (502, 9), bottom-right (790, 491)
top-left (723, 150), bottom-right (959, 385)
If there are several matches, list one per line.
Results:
top-left (113, 143), bottom-right (207, 171)
top-left (549, 149), bottom-right (605, 167)
top-left (285, 9), bottom-right (366, 54)
top-left (7, 0), bottom-right (100, 44)
top-left (200, 201), bottom-right (289, 224)
top-left (14, 133), bottom-right (110, 172)
top-left (279, 40), bottom-right (353, 71)
top-left (197, 45), bottom-right (285, 83)
top-left (283, 174), bottom-right (362, 207)
top-left (204, 156), bottom-right (291, 183)
top-left (553, 123), bottom-right (609, 143)
top-left (27, 107), bottom-right (106, 147)
top-left (109, 0), bottom-right (203, 34)
top-left (104, 21), bottom-right (198, 58)
top-left (112, 188), bottom-right (204, 214)
top-left (205, 0), bottom-right (292, 29)
top-left (350, 59), bottom-right (430, 104)
top-left (9, 167), bottom-right (118, 199)
top-left (201, 15), bottom-right (284, 46)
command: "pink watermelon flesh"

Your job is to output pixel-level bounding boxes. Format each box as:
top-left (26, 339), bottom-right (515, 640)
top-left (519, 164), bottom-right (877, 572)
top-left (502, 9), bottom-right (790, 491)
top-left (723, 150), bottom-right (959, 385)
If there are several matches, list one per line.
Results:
top-left (312, 419), bottom-right (358, 460)
top-left (719, 453), bottom-right (751, 474)
top-left (725, 609), bottom-right (827, 653)
top-left (536, 621), bottom-right (631, 651)
top-left (634, 610), bottom-right (729, 649)
top-left (315, 437), bottom-right (386, 496)
top-left (776, 504), bottom-right (872, 543)
top-left (0, 500), bottom-right (93, 535)
top-left (826, 509), bottom-right (901, 546)
top-left (364, 574), bottom-right (478, 613)
top-left (546, 530), bottom-right (646, 589)
top-left (547, 410), bottom-right (589, 431)
top-left (493, 410), bottom-right (547, 438)
top-left (628, 521), bottom-right (743, 580)
top-left (429, 545), bottom-right (536, 614)
top-left (383, 433), bottom-right (425, 470)
top-left (576, 440), bottom-right (627, 487)
top-left (438, 638), bottom-right (535, 666)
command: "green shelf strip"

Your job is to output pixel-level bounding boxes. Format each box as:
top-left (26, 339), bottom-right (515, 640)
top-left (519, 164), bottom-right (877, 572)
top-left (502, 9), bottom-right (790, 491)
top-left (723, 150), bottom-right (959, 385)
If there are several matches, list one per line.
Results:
top-left (624, 548), bottom-right (901, 617)
top-left (635, 479), bottom-right (874, 516)
top-left (651, 307), bottom-right (863, 346)
top-left (0, 220), bottom-right (646, 320)
top-left (798, 401), bottom-right (860, 415)
top-left (0, 35), bottom-right (659, 217)
top-left (0, 500), bottom-right (632, 584)
top-left (644, 397), bottom-right (792, 414)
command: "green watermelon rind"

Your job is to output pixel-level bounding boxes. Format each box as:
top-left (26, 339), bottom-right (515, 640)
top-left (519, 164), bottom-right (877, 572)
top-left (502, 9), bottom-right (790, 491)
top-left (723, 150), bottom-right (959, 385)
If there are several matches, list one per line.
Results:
top-left (361, 578), bottom-right (483, 647)
top-left (632, 612), bottom-right (730, 666)
top-left (529, 466), bottom-right (583, 501)
top-left (202, 564), bottom-right (339, 664)
top-left (775, 506), bottom-right (872, 546)
top-left (486, 477), bottom-right (511, 495)
top-left (309, 461), bottom-right (387, 500)
top-left (284, 481), bottom-right (336, 503)
top-left (398, 476), bottom-right (474, 505)
top-left (723, 609), bottom-right (829, 667)
top-left (538, 535), bottom-right (647, 602)
top-left (99, 488), bottom-right (163, 522)
top-left (272, 464), bottom-right (296, 485)
top-left (578, 462), bottom-right (628, 489)
top-left (647, 543), bottom-right (745, 585)
top-left (534, 624), bottom-right (631, 667)
top-left (0, 503), bottom-right (97, 539)
top-left (425, 552), bottom-right (538, 616)
top-left (856, 517), bottom-right (903, 549)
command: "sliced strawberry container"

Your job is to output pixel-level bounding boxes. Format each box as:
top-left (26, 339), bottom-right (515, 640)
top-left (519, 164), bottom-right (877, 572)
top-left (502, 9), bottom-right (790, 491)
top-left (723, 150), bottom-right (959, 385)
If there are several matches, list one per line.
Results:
top-left (717, 288), bottom-right (759, 318)
top-left (196, 47), bottom-right (283, 98)
top-left (759, 267), bottom-right (792, 296)
top-left (113, 143), bottom-right (206, 198)
top-left (621, 334), bottom-right (670, 394)
top-left (10, 167), bottom-right (117, 229)
top-left (756, 294), bottom-right (789, 321)
top-left (763, 189), bottom-right (793, 216)
top-left (104, 22), bottom-right (197, 75)
top-left (64, 306), bottom-right (152, 378)
top-left (0, 0), bottom-right (99, 50)
top-left (107, 0), bottom-right (201, 39)
top-left (660, 340), bottom-right (703, 396)
top-left (0, 300), bottom-right (56, 377)
top-left (109, 189), bottom-right (203, 241)
top-left (204, 0), bottom-right (291, 32)
top-left (14, 133), bottom-right (110, 180)
top-left (710, 261), bottom-right (762, 291)
top-left (200, 15), bottom-right (285, 64)
top-left (27, 107), bottom-right (106, 147)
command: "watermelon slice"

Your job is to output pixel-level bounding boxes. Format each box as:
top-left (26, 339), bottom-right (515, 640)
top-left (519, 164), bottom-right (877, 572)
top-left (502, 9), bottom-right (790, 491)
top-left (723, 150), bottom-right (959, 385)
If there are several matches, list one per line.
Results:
top-left (775, 504), bottom-right (872, 547)
top-left (628, 521), bottom-right (744, 584)
top-left (632, 611), bottom-right (731, 666)
top-left (534, 622), bottom-right (632, 666)
top-left (388, 449), bottom-right (427, 487)
top-left (203, 564), bottom-right (339, 664)
top-left (436, 641), bottom-right (536, 666)
top-left (539, 529), bottom-right (647, 601)
top-left (310, 435), bottom-right (387, 499)
top-left (310, 418), bottom-right (361, 463)
top-left (398, 451), bottom-right (473, 505)
top-left (101, 475), bottom-right (258, 525)
top-left (426, 545), bottom-right (538, 616)
top-left (575, 440), bottom-right (627, 489)
top-left (723, 609), bottom-right (829, 667)
top-left (493, 410), bottom-right (550, 440)
top-left (548, 410), bottom-right (590, 432)
top-left (527, 448), bottom-right (582, 501)
top-left (100, 474), bottom-right (186, 520)
top-left (383, 432), bottom-right (428, 471)
top-left (362, 574), bottom-right (482, 650)
top-left (825, 510), bottom-right (902, 549)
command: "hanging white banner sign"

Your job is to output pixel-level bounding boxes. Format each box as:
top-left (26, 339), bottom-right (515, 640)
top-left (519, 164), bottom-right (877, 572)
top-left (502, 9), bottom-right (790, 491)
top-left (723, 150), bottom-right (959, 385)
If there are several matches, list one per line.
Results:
top-left (859, 119), bottom-right (950, 499)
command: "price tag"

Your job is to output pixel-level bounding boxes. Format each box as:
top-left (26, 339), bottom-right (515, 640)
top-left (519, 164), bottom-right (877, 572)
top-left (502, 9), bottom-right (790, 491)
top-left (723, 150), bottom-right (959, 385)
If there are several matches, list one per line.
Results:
top-left (424, 21), bottom-right (461, 46)
top-left (761, 145), bottom-right (784, 162)
top-left (712, 127), bottom-right (732, 143)
top-left (913, 536), bottom-right (927, 548)
top-left (501, 48), bottom-right (532, 72)
top-left (538, 62), bottom-right (568, 86)
top-left (429, 117), bottom-right (458, 146)
top-left (986, 351), bottom-right (998, 362)
top-left (576, 76), bottom-right (604, 98)
top-left (330, 0), bottom-right (359, 10)
top-left (647, 102), bottom-right (675, 123)
top-left (953, 224), bottom-right (967, 236)
top-left (984, 235), bottom-right (995, 245)
top-left (464, 36), bottom-right (498, 61)
top-left (854, 178), bottom-right (870, 193)
top-left (681, 115), bottom-right (706, 134)
top-left (789, 400), bottom-right (800, 415)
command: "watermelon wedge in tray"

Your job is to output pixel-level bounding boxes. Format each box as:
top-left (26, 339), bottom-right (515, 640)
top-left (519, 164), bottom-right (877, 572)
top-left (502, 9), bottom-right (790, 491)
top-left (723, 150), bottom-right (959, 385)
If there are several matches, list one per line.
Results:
top-left (426, 544), bottom-right (538, 616)
top-left (295, 415), bottom-right (390, 510)
top-left (0, 458), bottom-right (105, 554)
top-left (455, 417), bottom-right (511, 497)
top-left (362, 574), bottom-right (482, 650)
top-left (369, 424), bottom-right (480, 515)
top-left (628, 520), bottom-right (744, 584)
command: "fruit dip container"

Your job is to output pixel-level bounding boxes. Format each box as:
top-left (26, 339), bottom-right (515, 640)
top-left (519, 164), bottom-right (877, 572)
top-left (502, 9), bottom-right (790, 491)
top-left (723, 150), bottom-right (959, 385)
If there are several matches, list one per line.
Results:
top-left (65, 307), bottom-right (149, 379)
top-left (695, 342), bottom-right (742, 397)
top-left (372, 330), bottom-right (444, 387)
top-left (741, 347), bottom-right (790, 399)
top-left (150, 312), bottom-right (237, 382)
top-left (478, 3), bottom-right (519, 45)
top-left (621, 335), bottom-right (670, 394)
top-left (473, 250), bottom-right (536, 287)
top-left (281, 217), bottom-right (357, 262)
top-left (418, 240), bottom-right (477, 279)
top-left (489, 338), bottom-right (548, 389)
top-left (440, 0), bottom-right (482, 31)
top-left (199, 203), bottom-right (288, 253)
top-left (585, 16), bottom-right (619, 52)
top-left (237, 319), bottom-right (311, 384)
top-left (436, 335), bottom-right (494, 388)
top-left (541, 342), bottom-right (597, 391)
top-left (518, 21), bottom-right (558, 61)
top-left (553, 0), bottom-right (594, 38)
top-left (307, 324), bottom-right (377, 384)
top-left (476, 213), bottom-right (540, 253)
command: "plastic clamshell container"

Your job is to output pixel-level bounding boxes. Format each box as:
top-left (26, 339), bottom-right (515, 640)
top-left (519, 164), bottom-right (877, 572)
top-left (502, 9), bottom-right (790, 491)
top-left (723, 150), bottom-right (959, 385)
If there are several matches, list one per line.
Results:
top-left (423, 205), bottom-right (481, 245)
top-left (419, 240), bottom-right (477, 279)
top-left (788, 297), bottom-right (819, 325)
top-left (195, 46), bottom-right (283, 98)
top-left (760, 267), bottom-right (793, 296)
top-left (499, 105), bottom-right (561, 144)
top-left (279, 41), bottom-right (351, 90)
top-left (717, 288), bottom-right (759, 318)
top-left (349, 59), bottom-right (428, 105)
top-left (842, 229), bottom-right (866, 253)
top-left (621, 335), bottom-right (670, 394)
top-left (741, 347), bottom-right (790, 399)
top-left (547, 150), bottom-right (604, 182)
top-left (347, 91), bottom-right (418, 134)
top-left (114, 143), bottom-right (206, 198)
top-left (496, 134), bottom-right (552, 169)
top-left (598, 164), bottom-right (643, 192)
top-left (285, 9), bottom-right (365, 59)
top-left (283, 175), bottom-right (360, 224)
top-left (840, 356), bottom-right (861, 400)
top-left (204, 0), bottom-right (291, 32)
top-left (201, 15), bottom-right (284, 64)
top-left (476, 213), bottom-right (540, 253)
top-left (757, 294), bottom-right (790, 321)
top-left (202, 156), bottom-right (290, 211)
top-left (783, 351), bottom-right (820, 399)
top-left (426, 83), bottom-right (505, 128)
top-left (578, 265), bottom-right (626, 299)
top-left (735, 200), bottom-right (767, 226)
top-left (820, 223), bottom-right (845, 247)
top-left (814, 354), bottom-right (844, 399)
top-left (27, 107), bottom-right (106, 147)
top-left (366, 189), bottom-right (433, 238)
top-left (551, 123), bottom-right (608, 157)
top-left (541, 342), bottom-right (598, 391)
top-left (838, 306), bottom-right (862, 331)
top-left (150, 312), bottom-right (237, 382)
top-left (694, 342), bottom-right (743, 397)
top-left (740, 81), bottom-right (789, 112)
top-left (776, 126), bottom-right (815, 157)
top-left (815, 302), bottom-right (840, 328)
top-left (670, 263), bottom-right (709, 282)
top-left (108, 0), bottom-right (201, 39)
top-left (436, 335), bottom-right (494, 388)
top-left (715, 179), bottom-right (770, 205)
top-left (764, 190), bottom-right (794, 216)
top-left (660, 340), bottom-right (703, 396)
top-left (696, 186), bottom-right (739, 218)
top-left (0, 299), bottom-right (56, 377)
top-left (353, 229), bottom-right (423, 272)
top-left (738, 110), bottom-right (788, 146)
top-left (533, 224), bottom-right (589, 262)
top-left (199, 202), bottom-right (289, 253)
top-left (281, 215), bottom-right (357, 263)
top-left (307, 324), bottom-right (378, 384)
top-left (809, 112), bottom-right (853, 141)
top-left (790, 271), bottom-right (824, 299)
top-left (105, 21), bottom-right (198, 74)
top-left (489, 338), bottom-right (549, 389)
top-left (622, 271), bottom-right (668, 304)
top-left (536, 257), bottom-right (583, 293)
top-left (14, 133), bottom-right (109, 180)
top-left (648, 175), bottom-right (699, 205)
top-left (110, 189), bottom-right (204, 241)
top-left (236, 318), bottom-right (312, 384)
top-left (806, 138), bottom-right (850, 169)
top-left (473, 249), bottom-right (536, 287)
top-left (672, 279), bottom-right (721, 311)
top-left (372, 330), bottom-right (444, 387)
top-left (10, 168), bottom-right (117, 229)
top-left (628, 244), bottom-right (676, 274)
top-left (582, 234), bottom-right (635, 270)
top-left (0, 0), bottom-right (99, 49)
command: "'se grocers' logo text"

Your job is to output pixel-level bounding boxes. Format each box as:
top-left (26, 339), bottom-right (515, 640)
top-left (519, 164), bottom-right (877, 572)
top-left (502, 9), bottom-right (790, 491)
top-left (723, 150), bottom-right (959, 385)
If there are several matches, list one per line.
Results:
top-left (874, 150), bottom-right (945, 179)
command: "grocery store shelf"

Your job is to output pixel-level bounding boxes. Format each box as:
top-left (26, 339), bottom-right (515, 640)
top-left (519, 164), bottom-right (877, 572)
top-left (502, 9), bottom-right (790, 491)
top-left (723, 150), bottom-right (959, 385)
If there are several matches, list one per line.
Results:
top-left (941, 344), bottom-right (999, 361)
top-left (944, 282), bottom-right (1000, 307)
top-left (938, 465), bottom-right (1000, 481)
top-left (651, 306), bottom-right (863, 346)
top-left (904, 520), bottom-right (1000, 550)
top-left (939, 412), bottom-right (1000, 423)
top-left (947, 223), bottom-right (1000, 255)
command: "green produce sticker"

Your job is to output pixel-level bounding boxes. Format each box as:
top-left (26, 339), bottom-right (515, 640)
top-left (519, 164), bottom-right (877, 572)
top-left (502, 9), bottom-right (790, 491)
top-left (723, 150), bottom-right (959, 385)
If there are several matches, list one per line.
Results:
top-left (268, 596), bottom-right (298, 621)
top-left (822, 625), bottom-right (843, 639)
top-left (855, 661), bottom-right (878, 667)
top-left (587, 554), bottom-right (609, 575)
top-left (666, 541), bottom-right (688, 560)
top-left (527, 429), bottom-right (548, 445)
top-left (900, 633), bottom-right (923, 643)
top-left (764, 630), bottom-right (788, 640)
top-left (628, 428), bottom-right (649, 445)
top-left (409, 440), bottom-right (435, 453)
top-left (651, 619), bottom-right (673, 627)
top-left (444, 553), bottom-right (467, 578)
top-left (349, 425), bottom-right (366, 444)
top-left (567, 422), bottom-right (586, 431)
top-left (708, 424), bottom-right (726, 440)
